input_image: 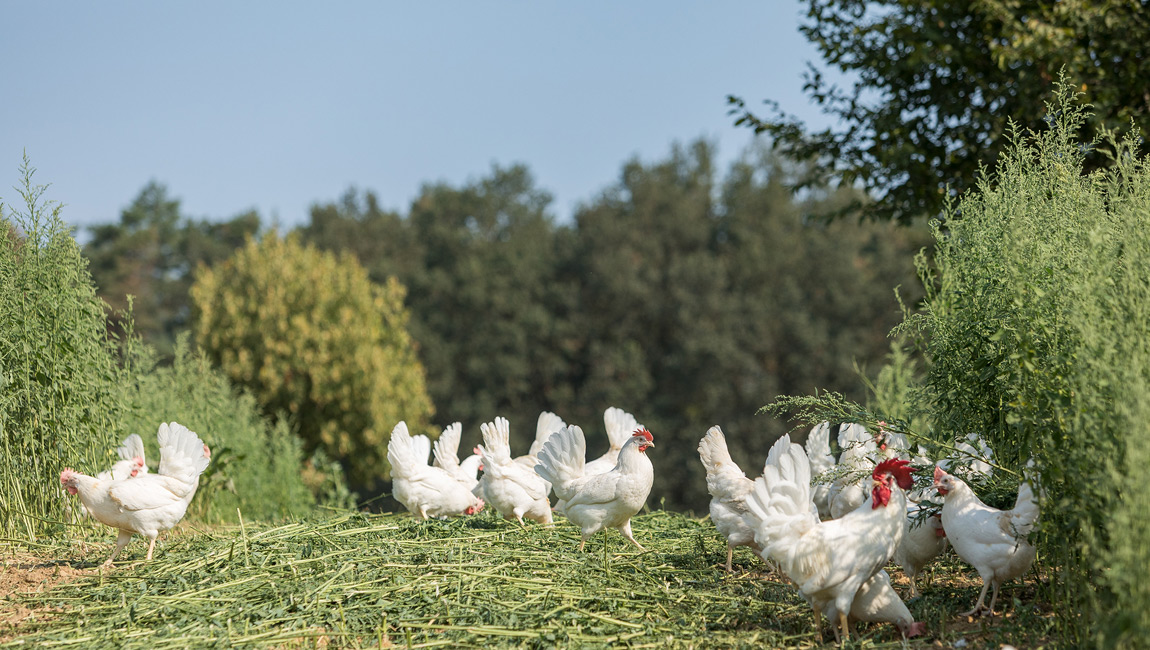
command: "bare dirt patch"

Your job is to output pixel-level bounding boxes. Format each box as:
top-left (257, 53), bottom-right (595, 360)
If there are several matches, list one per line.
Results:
top-left (0, 549), bottom-right (87, 642)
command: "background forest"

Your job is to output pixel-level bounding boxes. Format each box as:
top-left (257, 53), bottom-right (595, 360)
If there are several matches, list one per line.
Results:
top-left (81, 142), bottom-right (926, 511)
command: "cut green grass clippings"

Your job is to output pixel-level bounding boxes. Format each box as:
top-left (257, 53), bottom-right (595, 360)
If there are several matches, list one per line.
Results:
top-left (3, 510), bottom-right (1055, 649)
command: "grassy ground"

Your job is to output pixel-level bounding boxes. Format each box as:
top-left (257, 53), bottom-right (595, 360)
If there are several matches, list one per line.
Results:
top-left (1, 510), bottom-right (1058, 649)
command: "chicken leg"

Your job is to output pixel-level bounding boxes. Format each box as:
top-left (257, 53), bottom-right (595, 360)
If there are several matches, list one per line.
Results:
top-left (102, 530), bottom-right (133, 568)
top-left (145, 535), bottom-right (158, 561)
top-left (838, 611), bottom-right (851, 643)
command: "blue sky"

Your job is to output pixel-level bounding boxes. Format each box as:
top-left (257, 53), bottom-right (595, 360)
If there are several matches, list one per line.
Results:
top-left (2, 3), bottom-right (837, 231)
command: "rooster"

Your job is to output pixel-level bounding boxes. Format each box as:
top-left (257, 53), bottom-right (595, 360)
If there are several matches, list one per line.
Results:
top-left (535, 425), bottom-right (654, 550)
top-left (933, 463), bottom-right (1039, 616)
top-left (477, 417), bottom-right (553, 524)
top-left (824, 570), bottom-right (927, 641)
top-left (388, 421), bottom-right (484, 519)
top-left (59, 422), bottom-right (211, 566)
top-left (697, 426), bottom-right (761, 571)
top-left (432, 422), bottom-right (482, 491)
top-left (746, 433), bottom-right (915, 643)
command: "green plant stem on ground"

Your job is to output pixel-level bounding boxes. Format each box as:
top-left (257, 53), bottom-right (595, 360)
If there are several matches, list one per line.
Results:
top-left (3, 511), bottom-right (1055, 649)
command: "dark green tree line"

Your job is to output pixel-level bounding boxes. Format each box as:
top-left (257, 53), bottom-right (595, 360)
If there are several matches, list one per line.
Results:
top-left (301, 143), bottom-right (924, 510)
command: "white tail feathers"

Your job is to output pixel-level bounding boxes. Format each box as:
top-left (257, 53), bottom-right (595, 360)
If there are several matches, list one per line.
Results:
top-left (528, 411), bottom-right (567, 458)
top-left (411, 434), bottom-right (432, 467)
top-left (156, 422), bottom-right (210, 485)
top-left (698, 426), bottom-right (735, 469)
top-left (117, 434), bottom-right (146, 463)
top-left (387, 421), bottom-right (422, 480)
top-left (480, 417), bottom-right (513, 466)
top-left (433, 422), bottom-right (464, 471)
top-left (1007, 460), bottom-right (1041, 538)
top-left (534, 424), bottom-right (586, 500)
top-left (805, 422), bottom-right (834, 474)
top-left (603, 407), bottom-right (641, 452)
top-left (746, 434), bottom-right (820, 569)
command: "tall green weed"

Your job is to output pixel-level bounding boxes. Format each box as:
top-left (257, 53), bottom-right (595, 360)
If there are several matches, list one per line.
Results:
top-left (0, 157), bottom-right (124, 540)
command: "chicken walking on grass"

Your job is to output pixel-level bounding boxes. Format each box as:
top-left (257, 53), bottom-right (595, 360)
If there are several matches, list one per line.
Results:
top-left (535, 425), bottom-right (654, 551)
top-left (697, 426), bottom-right (762, 572)
top-left (746, 433), bottom-right (919, 644)
top-left (388, 421), bottom-right (484, 520)
top-left (477, 416), bottom-right (553, 525)
top-left (59, 422), bottom-right (210, 567)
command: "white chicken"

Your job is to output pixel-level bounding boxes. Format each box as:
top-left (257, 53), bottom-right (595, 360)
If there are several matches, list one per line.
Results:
top-left (554, 407), bottom-right (643, 514)
top-left (477, 417), bottom-right (552, 524)
top-left (388, 421), bottom-right (484, 520)
top-left (804, 422), bottom-right (836, 519)
top-left (697, 426), bottom-right (761, 571)
top-left (432, 422), bottom-right (481, 491)
top-left (746, 433), bottom-right (916, 643)
top-left (68, 434), bottom-right (150, 522)
top-left (59, 422), bottom-right (211, 566)
top-left (535, 425), bottom-right (654, 550)
top-left (824, 569), bottom-right (927, 641)
top-left (933, 463), bottom-right (1039, 616)
top-left (894, 502), bottom-right (947, 598)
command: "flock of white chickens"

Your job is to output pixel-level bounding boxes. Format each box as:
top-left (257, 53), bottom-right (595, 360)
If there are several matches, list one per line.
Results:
top-left (701, 422), bottom-right (1040, 643)
top-left (58, 411), bottom-right (1040, 645)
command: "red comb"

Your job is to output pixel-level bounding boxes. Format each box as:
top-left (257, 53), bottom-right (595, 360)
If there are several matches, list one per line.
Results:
top-left (633, 428), bottom-right (653, 442)
top-left (873, 458), bottom-right (915, 490)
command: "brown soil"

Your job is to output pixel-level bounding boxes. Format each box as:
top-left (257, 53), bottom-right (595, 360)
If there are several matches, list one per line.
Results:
top-left (0, 548), bottom-right (87, 643)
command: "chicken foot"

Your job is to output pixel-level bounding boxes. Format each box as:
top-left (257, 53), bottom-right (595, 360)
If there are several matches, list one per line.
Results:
top-left (958, 579), bottom-right (993, 617)
top-left (619, 521), bottom-right (645, 551)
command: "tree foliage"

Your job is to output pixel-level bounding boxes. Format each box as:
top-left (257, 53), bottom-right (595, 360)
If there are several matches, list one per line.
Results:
top-left (84, 182), bottom-right (259, 358)
top-left (190, 232), bottom-right (434, 486)
top-left (729, 0), bottom-right (1150, 224)
top-left (301, 146), bottom-right (923, 511)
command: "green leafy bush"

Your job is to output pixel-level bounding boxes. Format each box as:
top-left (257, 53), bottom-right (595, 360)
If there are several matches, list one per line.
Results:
top-left (191, 232), bottom-right (434, 487)
top-left (116, 333), bottom-right (327, 522)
